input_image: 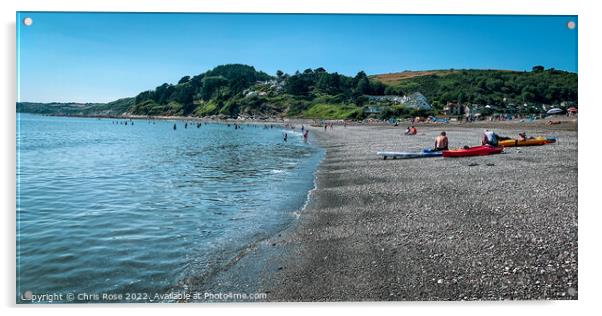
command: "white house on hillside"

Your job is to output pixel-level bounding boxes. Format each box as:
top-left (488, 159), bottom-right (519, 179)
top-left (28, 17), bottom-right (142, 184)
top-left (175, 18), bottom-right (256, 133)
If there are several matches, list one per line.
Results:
top-left (400, 92), bottom-right (432, 110)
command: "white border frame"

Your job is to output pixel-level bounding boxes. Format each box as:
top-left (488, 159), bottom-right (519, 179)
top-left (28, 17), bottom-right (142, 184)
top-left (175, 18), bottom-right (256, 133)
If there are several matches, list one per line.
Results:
top-left (2, 1), bottom-right (600, 315)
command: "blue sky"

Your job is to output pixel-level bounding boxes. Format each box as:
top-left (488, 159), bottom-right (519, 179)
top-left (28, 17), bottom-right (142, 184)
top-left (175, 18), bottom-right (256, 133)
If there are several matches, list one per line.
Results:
top-left (17, 13), bottom-right (577, 103)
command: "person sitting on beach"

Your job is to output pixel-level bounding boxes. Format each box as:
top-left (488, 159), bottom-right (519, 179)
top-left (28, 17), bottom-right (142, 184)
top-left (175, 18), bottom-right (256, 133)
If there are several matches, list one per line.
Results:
top-left (481, 129), bottom-right (498, 146)
top-left (434, 132), bottom-right (449, 151)
top-left (518, 132), bottom-right (528, 141)
top-left (404, 126), bottom-right (411, 135)
top-left (409, 126), bottom-right (417, 135)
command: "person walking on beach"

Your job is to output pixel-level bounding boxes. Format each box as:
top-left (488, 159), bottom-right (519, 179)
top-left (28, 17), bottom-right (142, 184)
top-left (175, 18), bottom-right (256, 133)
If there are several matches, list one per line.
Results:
top-left (433, 131), bottom-right (449, 151)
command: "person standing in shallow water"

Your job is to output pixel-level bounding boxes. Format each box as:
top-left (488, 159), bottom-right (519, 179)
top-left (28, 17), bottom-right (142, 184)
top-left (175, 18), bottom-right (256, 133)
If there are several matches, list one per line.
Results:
top-left (173, 123), bottom-right (177, 130)
top-left (303, 130), bottom-right (309, 143)
top-left (283, 132), bottom-right (288, 142)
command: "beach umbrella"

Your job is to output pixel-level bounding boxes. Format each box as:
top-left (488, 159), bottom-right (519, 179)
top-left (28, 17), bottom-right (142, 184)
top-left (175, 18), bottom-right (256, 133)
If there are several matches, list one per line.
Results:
top-left (567, 107), bottom-right (577, 113)
top-left (546, 108), bottom-right (563, 115)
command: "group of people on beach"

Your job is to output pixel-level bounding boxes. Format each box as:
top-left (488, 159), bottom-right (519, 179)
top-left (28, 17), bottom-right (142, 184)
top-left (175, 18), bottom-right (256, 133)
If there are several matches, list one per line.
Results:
top-left (426, 129), bottom-right (533, 151)
top-left (404, 126), bottom-right (417, 135)
top-left (481, 129), bottom-right (533, 146)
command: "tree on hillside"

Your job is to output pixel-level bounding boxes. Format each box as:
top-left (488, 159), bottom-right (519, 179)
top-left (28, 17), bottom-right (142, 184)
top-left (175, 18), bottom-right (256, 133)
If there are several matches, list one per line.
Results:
top-left (178, 76), bottom-right (191, 84)
top-left (200, 76), bottom-right (229, 100)
top-left (355, 77), bottom-right (371, 95)
top-left (532, 65), bottom-right (545, 72)
top-left (286, 73), bottom-right (311, 95)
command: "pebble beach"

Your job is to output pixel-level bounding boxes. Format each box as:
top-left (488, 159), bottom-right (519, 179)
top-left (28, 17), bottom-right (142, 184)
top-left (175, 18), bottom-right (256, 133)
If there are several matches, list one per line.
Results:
top-left (262, 120), bottom-right (578, 301)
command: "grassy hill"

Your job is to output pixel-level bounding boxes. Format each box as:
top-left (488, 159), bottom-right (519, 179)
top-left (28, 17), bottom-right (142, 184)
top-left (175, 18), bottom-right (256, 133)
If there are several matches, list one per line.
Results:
top-left (371, 68), bottom-right (577, 110)
top-left (372, 70), bottom-right (458, 84)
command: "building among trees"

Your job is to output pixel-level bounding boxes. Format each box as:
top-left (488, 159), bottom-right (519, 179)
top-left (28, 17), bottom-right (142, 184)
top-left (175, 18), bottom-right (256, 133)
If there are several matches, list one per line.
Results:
top-left (400, 92), bottom-right (432, 110)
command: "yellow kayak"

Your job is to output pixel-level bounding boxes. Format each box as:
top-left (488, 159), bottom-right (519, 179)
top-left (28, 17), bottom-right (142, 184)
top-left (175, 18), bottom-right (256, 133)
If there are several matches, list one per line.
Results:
top-left (499, 137), bottom-right (556, 147)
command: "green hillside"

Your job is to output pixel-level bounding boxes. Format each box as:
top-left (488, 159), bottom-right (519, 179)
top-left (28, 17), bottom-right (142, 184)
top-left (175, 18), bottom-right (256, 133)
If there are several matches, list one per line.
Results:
top-left (371, 67), bottom-right (577, 109)
top-left (17, 64), bottom-right (577, 120)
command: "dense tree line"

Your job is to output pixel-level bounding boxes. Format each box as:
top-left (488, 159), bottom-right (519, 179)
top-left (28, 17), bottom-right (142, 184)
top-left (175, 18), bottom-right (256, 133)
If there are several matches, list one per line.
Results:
top-left (130, 64), bottom-right (389, 117)
top-left (284, 68), bottom-right (386, 98)
top-left (25, 64), bottom-right (573, 120)
top-left (132, 64), bottom-right (271, 115)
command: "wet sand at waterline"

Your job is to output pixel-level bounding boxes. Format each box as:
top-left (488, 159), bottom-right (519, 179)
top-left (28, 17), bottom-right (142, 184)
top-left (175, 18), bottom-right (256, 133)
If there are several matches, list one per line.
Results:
top-left (261, 122), bottom-right (578, 301)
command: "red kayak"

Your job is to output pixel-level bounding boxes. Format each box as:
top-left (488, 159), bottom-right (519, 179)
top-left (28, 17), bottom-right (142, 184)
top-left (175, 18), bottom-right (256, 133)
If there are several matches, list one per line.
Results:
top-left (442, 145), bottom-right (503, 157)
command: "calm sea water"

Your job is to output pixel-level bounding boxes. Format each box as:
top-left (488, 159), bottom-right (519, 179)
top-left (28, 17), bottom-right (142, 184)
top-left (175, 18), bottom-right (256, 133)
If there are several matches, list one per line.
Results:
top-left (16, 113), bottom-right (322, 301)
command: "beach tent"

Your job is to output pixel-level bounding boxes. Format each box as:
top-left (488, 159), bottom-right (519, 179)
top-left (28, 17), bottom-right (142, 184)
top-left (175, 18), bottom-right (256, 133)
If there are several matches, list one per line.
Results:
top-left (546, 108), bottom-right (563, 115)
